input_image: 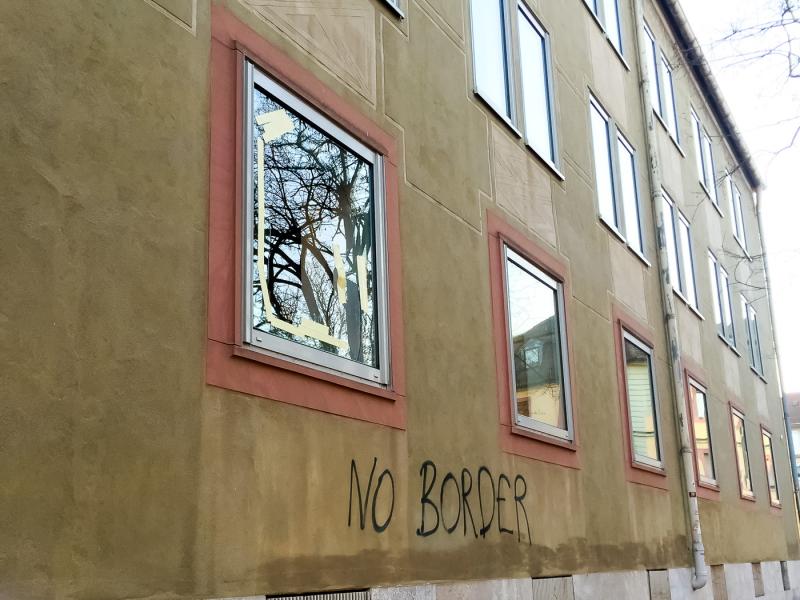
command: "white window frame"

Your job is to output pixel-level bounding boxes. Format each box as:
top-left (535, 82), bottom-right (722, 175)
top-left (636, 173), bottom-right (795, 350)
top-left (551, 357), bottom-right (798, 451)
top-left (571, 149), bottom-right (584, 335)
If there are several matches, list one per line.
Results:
top-left (622, 330), bottom-right (664, 470)
top-left (708, 251), bottom-right (736, 348)
top-left (381, 0), bottom-right (404, 19)
top-left (589, 95), bottom-right (646, 260)
top-left (761, 428), bottom-right (781, 507)
top-left (468, 0), bottom-right (560, 172)
top-left (742, 296), bottom-right (764, 375)
top-left (643, 23), bottom-right (680, 143)
top-left (731, 407), bottom-right (754, 498)
top-left (727, 173), bottom-right (748, 253)
top-left (582, 0), bottom-right (624, 56)
top-left (502, 245), bottom-right (574, 441)
top-left (662, 192), bottom-right (698, 309)
top-left (243, 62), bottom-right (391, 386)
top-left (689, 378), bottom-right (717, 486)
top-left (691, 110), bottom-right (719, 208)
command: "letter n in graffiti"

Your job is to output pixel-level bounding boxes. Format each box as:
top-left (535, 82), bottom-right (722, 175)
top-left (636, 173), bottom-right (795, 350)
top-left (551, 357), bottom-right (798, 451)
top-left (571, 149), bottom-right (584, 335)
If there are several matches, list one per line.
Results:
top-left (348, 458), bottom-right (395, 533)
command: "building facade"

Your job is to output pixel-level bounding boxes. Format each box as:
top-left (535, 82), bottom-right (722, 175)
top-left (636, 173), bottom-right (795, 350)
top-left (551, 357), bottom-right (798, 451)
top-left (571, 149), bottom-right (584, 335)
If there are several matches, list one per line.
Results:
top-left (1, 0), bottom-right (798, 599)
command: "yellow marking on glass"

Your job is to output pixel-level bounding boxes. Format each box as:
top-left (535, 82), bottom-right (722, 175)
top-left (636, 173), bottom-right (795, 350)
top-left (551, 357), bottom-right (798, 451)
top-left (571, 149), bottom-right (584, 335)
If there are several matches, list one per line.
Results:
top-left (333, 243), bottom-right (347, 305)
top-left (357, 254), bottom-right (369, 313)
top-left (256, 109), bottom-right (294, 142)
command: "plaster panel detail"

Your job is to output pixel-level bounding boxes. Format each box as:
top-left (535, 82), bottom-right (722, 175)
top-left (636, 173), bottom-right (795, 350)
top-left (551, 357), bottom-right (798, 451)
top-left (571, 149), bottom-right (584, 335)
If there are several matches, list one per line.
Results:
top-left (723, 346), bottom-right (741, 394)
top-left (755, 382), bottom-right (769, 422)
top-left (573, 570), bottom-right (649, 600)
top-left (239, 0), bottom-right (377, 103)
top-left (531, 576), bottom-right (574, 600)
top-left (492, 124), bottom-right (557, 248)
top-left (678, 309), bottom-right (703, 364)
top-left (763, 561), bottom-right (785, 595)
top-left (722, 563), bottom-right (756, 600)
top-left (371, 586), bottom-right (436, 600)
top-left (436, 578), bottom-right (533, 600)
top-left (143, 0), bottom-right (197, 32)
top-left (609, 240), bottom-right (648, 320)
top-left (667, 567), bottom-right (714, 600)
top-left (648, 570), bottom-right (670, 600)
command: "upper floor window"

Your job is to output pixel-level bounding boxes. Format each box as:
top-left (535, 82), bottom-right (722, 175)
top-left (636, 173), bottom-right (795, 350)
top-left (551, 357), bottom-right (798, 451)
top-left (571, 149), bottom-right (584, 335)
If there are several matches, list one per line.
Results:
top-left (503, 246), bottom-right (573, 440)
top-left (731, 407), bottom-right (754, 499)
top-left (708, 251), bottom-right (736, 348)
top-left (727, 174), bottom-right (748, 251)
top-left (691, 110), bottom-right (719, 207)
top-left (470, 1), bottom-right (559, 168)
top-left (662, 192), bottom-right (698, 309)
top-left (643, 24), bottom-right (679, 142)
top-left (761, 428), bottom-right (780, 507)
top-left (742, 296), bottom-right (764, 375)
top-left (381, 0), bottom-right (404, 18)
top-left (589, 96), bottom-right (644, 257)
top-left (689, 379), bottom-right (716, 485)
top-left (244, 63), bottom-right (390, 384)
top-left (584, 0), bottom-right (623, 54)
top-left (622, 331), bottom-right (662, 469)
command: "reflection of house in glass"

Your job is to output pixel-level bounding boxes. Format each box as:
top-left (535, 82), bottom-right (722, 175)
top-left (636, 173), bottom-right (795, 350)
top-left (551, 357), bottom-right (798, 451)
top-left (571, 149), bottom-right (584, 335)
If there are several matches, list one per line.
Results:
top-left (624, 340), bottom-right (659, 463)
top-left (512, 315), bottom-right (565, 430)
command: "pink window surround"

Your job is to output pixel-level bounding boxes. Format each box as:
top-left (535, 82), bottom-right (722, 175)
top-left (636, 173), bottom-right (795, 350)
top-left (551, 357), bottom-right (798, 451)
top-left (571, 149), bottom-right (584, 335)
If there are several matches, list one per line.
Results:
top-left (682, 358), bottom-right (720, 501)
top-left (612, 303), bottom-right (669, 490)
top-left (487, 210), bottom-right (581, 469)
top-left (206, 6), bottom-right (406, 429)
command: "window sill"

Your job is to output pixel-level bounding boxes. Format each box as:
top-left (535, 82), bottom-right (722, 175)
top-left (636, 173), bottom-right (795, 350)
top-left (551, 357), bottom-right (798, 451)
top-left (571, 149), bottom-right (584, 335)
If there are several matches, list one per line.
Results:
top-left (511, 424), bottom-right (577, 451)
top-left (581, 1), bottom-right (629, 70)
top-left (653, 110), bottom-right (684, 156)
top-left (381, 0), bottom-right (405, 19)
top-left (750, 365), bottom-right (768, 384)
top-left (600, 217), bottom-right (651, 267)
top-left (711, 199), bottom-right (724, 219)
top-left (696, 483), bottom-right (721, 501)
top-left (699, 180), bottom-right (718, 207)
top-left (473, 89), bottom-right (522, 140)
top-left (628, 458), bottom-right (669, 491)
top-left (673, 288), bottom-right (701, 319)
top-left (740, 491), bottom-right (757, 503)
top-left (734, 235), bottom-right (751, 261)
top-left (524, 141), bottom-right (565, 181)
top-left (717, 333), bottom-right (741, 356)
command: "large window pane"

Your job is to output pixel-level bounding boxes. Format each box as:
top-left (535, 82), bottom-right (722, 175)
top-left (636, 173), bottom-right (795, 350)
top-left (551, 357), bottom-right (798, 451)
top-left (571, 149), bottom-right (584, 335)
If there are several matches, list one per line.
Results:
top-left (471, 0), bottom-right (511, 118)
top-left (762, 430), bottom-right (780, 506)
top-left (732, 410), bottom-right (753, 497)
top-left (618, 137), bottom-right (643, 254)
top-left (692, 114), bottom-right (705, 186)
top-left (745, 301), bottom-right (764, 374)
top-left (690, 382), bottom-right (715, 483)
top-left (730, 181), bottom-right (746, 245)
top-left (624, 336), bottom-right (660, 464)
top-left (506, 248), bottom-right (569, 436)
top-left (701, 134), bottom-right (717, 204)
top-left (591, 103), bottom-right (617, 228)
top-left (250, 77), bottom-right (381, 376)
top-left (519, 8), bottom-right (554, 162)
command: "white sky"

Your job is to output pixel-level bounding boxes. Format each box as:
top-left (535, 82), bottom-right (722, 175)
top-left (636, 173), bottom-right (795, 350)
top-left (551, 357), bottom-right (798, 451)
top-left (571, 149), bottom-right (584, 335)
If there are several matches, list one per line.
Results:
top-left (682, 0), bottom-right (800, 393)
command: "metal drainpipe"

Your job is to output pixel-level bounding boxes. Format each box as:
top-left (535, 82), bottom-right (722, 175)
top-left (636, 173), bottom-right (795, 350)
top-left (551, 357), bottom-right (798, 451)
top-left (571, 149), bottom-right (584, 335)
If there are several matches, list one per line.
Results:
top-left (631, 0), bottom-right (707, 589)
top-left (754, 192), bottom-right (800, 520)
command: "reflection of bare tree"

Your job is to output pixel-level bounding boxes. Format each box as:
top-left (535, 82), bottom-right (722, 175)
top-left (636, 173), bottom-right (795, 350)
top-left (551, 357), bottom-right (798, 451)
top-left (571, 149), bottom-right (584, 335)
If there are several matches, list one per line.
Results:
top-left (252, 91), bottom-right (376, 366)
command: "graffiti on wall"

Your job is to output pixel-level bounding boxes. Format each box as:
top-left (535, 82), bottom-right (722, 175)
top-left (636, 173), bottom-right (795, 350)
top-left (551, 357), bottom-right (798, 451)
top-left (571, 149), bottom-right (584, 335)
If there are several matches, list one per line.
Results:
top-left (348, 458), bottom-right (532, 545)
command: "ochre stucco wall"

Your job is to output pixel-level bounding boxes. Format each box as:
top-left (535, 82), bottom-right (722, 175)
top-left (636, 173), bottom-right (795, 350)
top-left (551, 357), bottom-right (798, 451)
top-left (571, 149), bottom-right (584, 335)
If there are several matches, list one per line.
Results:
top-left (0, 1), bottom-right (796, 599)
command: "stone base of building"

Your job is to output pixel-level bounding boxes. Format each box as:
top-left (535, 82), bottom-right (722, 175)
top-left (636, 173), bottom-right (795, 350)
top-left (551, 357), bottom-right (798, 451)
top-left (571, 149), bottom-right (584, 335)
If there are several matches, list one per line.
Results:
top-left (222, 561), bottom-right (800, 600)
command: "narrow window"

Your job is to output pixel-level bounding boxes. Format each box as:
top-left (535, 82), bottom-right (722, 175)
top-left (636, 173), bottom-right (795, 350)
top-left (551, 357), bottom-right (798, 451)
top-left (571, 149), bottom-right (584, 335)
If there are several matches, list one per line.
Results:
top-left (659, 55), bottom-right (679, 141)
top-left (692, 111), bottom-right (718, 206)
top-left (585, 0), bottom-right (623, 54)
top-left (623, 331), bottom-right (662, 467)
top-left (762, 428), bottom-right (780, 506)
top-left (618, 135), bottom-right (643, 254)
top-left (689, 380), bottom-right (716, 484)
top-left (504, 246), bottom-right (573, 440)
top-left (470, 0), bottom-right (512, 119)
top-left (590, 96), bottom-right (644, 257)
top-left (708, 253), bottom-right (723, 332)
top-left (732, 408), bottom-right (754, 498)
top-left (590, 100), bottom-right (617, 229)
top-left (644, 24), bottom-right (679, 142)
top-left (244, 63), bottom-right (389, 384)
top-left (518, 5), bottom-right (557, 163)
top-left (643, 25), bottom-right (662, 115)
top-left (719, 266), bottom-right (736, 345)
top-left (728, 176), bottom-right (747, 249)
top-left (663, 192), bottom-right (697, 308)
top-left (742, 297), bottom-right (764, 375)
